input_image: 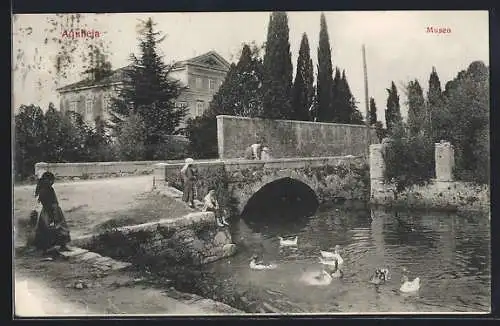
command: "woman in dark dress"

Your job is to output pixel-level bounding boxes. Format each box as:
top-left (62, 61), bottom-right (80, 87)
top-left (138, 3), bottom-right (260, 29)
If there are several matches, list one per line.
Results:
top-left (181, 158), bottom-right (196, 208)
top-left (33, 172), bottom-right (71, 252)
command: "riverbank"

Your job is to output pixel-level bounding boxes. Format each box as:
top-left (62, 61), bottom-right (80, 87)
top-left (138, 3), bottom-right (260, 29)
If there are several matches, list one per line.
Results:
top-left (13, 176), bottom-right (243, 316)
top-left (14, 248), bottom-right (242, 316)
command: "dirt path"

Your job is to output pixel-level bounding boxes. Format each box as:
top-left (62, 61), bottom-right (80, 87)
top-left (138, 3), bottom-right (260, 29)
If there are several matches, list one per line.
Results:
top-left (14, 250), bottom-right (240, 316)
top-left (13, 175), bottom-right (192, 246)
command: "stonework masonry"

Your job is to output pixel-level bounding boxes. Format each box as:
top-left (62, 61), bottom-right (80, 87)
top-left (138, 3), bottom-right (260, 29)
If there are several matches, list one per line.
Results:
top-left (369, 142), bottom-right (490, 212)
top-left (216, 115), bottom-right (378, 159)
top-left (155, 156), bottom-right (370, 215)
top-left (71, 212), bottom-right (236, 266)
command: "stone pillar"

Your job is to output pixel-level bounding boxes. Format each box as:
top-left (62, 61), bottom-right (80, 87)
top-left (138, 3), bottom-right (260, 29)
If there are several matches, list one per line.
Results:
top-left (369, 144), bottom-right (385, 180)
top-left (435, 141), bottom-right (455, 182)
top-left (369, 144), bottom-right (385, 200)
top-left (153, 163), bottom-right (167, 183)
top-left (216, 115), bottom-right (225, 159)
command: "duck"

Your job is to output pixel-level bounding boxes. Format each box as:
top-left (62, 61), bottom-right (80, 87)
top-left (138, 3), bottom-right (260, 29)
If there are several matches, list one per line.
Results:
top-left (328, 263), bottom-right (344, 279)
top-left (320, 245), bottom-right (344, 265)
top-left (314, 270), bottom-right (333, 282)
top-left (249, 255), bottom-right (277, 270)
top-left (278, 236), bottom-right (298, 247)
top-left (318, 257), bottom-right (338, 266)
top-left (400, 275), bottom-right (420, 293)
top-left (320, 258), bottom-right (344, 279)
top-left (369, 268), bottom-right (391, 285)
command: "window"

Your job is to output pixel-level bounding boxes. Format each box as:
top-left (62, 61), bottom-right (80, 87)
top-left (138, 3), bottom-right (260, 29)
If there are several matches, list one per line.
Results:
top-left (177, 101), bottom-right (188, 109)
top-left (209, 79), bottom-right (216, 90)
top-left (196, 77), bottom-right (203, 89)
top-left (195, 101), bottom-right (205, 116)
top-left (69, 101), bottom-right (77, 112)
top-left (85, 98), bottom-right (93, 118)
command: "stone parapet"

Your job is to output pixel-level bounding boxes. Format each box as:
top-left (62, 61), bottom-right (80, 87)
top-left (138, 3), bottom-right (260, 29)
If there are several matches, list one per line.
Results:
top-left (72, 211), bottom-right (236, 266)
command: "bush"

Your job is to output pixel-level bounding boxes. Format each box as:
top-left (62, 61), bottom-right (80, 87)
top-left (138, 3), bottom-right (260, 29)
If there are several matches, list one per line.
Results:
top-left (382, 124), bottom-right (435, 192)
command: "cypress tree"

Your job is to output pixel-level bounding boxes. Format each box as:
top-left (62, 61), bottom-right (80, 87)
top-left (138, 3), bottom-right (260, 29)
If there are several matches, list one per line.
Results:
top-left (330, 68), bottom-right (341, 122)
top-left (406, 79), bottom-right (426, 136)
top-left (291, 33), bottom-right (314, 121)
top-left (110, 17), bottom-right (186, 159)
top-left (233, 44), bottom-right (265, 117)
top-left (385, 81), bottom-right (402, 133)
top-left (369, 97), bottom-right (377, 125)
top-left (427, 66), bottom-right (444, 139)
top-left (316, 13), bottom-right (334, 122)
top-left (262, 12), bottom-right (293, 119)
top-left (340, 69), bottom-right (363, 124)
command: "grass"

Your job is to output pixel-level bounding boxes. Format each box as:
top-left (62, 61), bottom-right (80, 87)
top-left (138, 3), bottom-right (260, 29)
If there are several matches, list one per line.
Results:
top-left (92, 193), bottom-right (193, 233)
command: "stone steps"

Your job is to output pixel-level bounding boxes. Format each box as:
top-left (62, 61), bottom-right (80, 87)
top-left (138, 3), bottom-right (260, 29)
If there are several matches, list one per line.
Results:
top-left (59, 246), bottom-right (132, 272)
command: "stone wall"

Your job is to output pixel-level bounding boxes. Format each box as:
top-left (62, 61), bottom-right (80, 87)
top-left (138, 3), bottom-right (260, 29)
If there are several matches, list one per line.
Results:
top-left (155, 160), bottom-right (232, 211)
top-left (156, 156), bottom-right (370, 215)
top-left (35, 160), bottom-right (186, 180)
top-left (370, 142), bottom-right (490, 212)
top-left (216, 115), bottom-right (378, 159)
top-left (72, 212), bottom-right (237, 266)
top-left (223, 157), bottom-right (370, 213)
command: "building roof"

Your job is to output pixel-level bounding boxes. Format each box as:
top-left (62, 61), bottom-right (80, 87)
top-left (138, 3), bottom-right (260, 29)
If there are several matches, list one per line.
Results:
top-left (56, 65), bottom-right (132, 93)
top-left (172, 50), bottom-right (231, 71)
top-left (57, 51), bottom-right (230, 93)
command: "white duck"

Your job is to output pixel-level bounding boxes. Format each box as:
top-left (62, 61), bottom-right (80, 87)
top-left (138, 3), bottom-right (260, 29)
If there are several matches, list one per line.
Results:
top-left (278, 236), bottom-right (298, 247)
top-left (249, 255), bottom-right (277, 270)
top-left (312, 270), bottom-right (333, 285)
top-left (320, 245), bottom-right (344, 266)
top-left (400, 275), bottom-right (420, 293)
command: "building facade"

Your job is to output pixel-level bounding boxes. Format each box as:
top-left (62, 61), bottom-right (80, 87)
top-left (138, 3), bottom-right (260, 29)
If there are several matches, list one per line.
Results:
top-left (56, 51), bottom-right (230, 128)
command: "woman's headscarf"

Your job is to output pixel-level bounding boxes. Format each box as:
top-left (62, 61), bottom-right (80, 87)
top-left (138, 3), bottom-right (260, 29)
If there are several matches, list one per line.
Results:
top-left (35, 171), bottom-right (55, 197)
top-left (181, 158), bottom-right (194, 174)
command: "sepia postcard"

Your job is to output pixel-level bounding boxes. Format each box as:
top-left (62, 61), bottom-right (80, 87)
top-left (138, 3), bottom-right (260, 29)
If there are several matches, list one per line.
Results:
top-left (12, 11), bottom-right (490, 317)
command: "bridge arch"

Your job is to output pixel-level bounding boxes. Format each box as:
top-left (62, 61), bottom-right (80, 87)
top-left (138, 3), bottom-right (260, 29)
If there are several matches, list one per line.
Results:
top-left (235, 174), bottom-right (320, 217)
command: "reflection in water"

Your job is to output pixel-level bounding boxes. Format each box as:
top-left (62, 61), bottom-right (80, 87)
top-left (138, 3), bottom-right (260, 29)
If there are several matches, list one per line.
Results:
top-left (210, 203), bottom-right (491, 313)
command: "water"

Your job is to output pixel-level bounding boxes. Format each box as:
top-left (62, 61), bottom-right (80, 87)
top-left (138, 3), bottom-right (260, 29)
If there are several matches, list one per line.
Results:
top-left (201, 204), bottom-right (491, 313)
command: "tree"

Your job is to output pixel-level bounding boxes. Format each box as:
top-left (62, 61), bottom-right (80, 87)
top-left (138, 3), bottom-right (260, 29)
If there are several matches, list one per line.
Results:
top-left (337, 69), bottom-right (363, 124)
top-left (13, 14), bottom-right (112, 92)
top-left (385, 81), bottom-right (402, 134)
top-left (369, 97), bottom-right (377, 125)
top-left (43, 103), bottom-right (66, 162)
top-left (406, 79), bottom-right (426, 136)
top-left (86, 116), bottom-right (114, 161)
top-left (443, 61), bottom-right (489, 183)
top-left (115, 113), bottom-right (147, 160)
top-left (109, 17), bottom-right (187, 160)
top-left (231, 44), bottom-right (265, 117)
top-left (330, 68), bottom-right (342, 122)
top-left (262, 12), bottom-right (294, 120)
top-left (316, 13), bottom-right (335, 122)
top-left (291, 33), bottom-right (314, 121)
top-left (426, 67), bottom-right (447, 141)
top-left (14, 104), bottom-right (46, 179)
top-left (82, 45), bottom-right (113, 82)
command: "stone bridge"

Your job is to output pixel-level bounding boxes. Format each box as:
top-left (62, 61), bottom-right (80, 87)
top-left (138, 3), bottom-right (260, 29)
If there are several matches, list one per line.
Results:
top-left (154, 155), bottom-right (370, 215)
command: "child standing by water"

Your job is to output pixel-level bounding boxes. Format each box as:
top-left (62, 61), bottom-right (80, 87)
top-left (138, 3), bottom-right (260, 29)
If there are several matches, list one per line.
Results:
top-left (181, 158), bottom-right (196, 208)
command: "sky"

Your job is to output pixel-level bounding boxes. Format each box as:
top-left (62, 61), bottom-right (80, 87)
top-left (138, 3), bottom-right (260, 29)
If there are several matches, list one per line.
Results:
top-left (12, 11), bottom-right (489, 125)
